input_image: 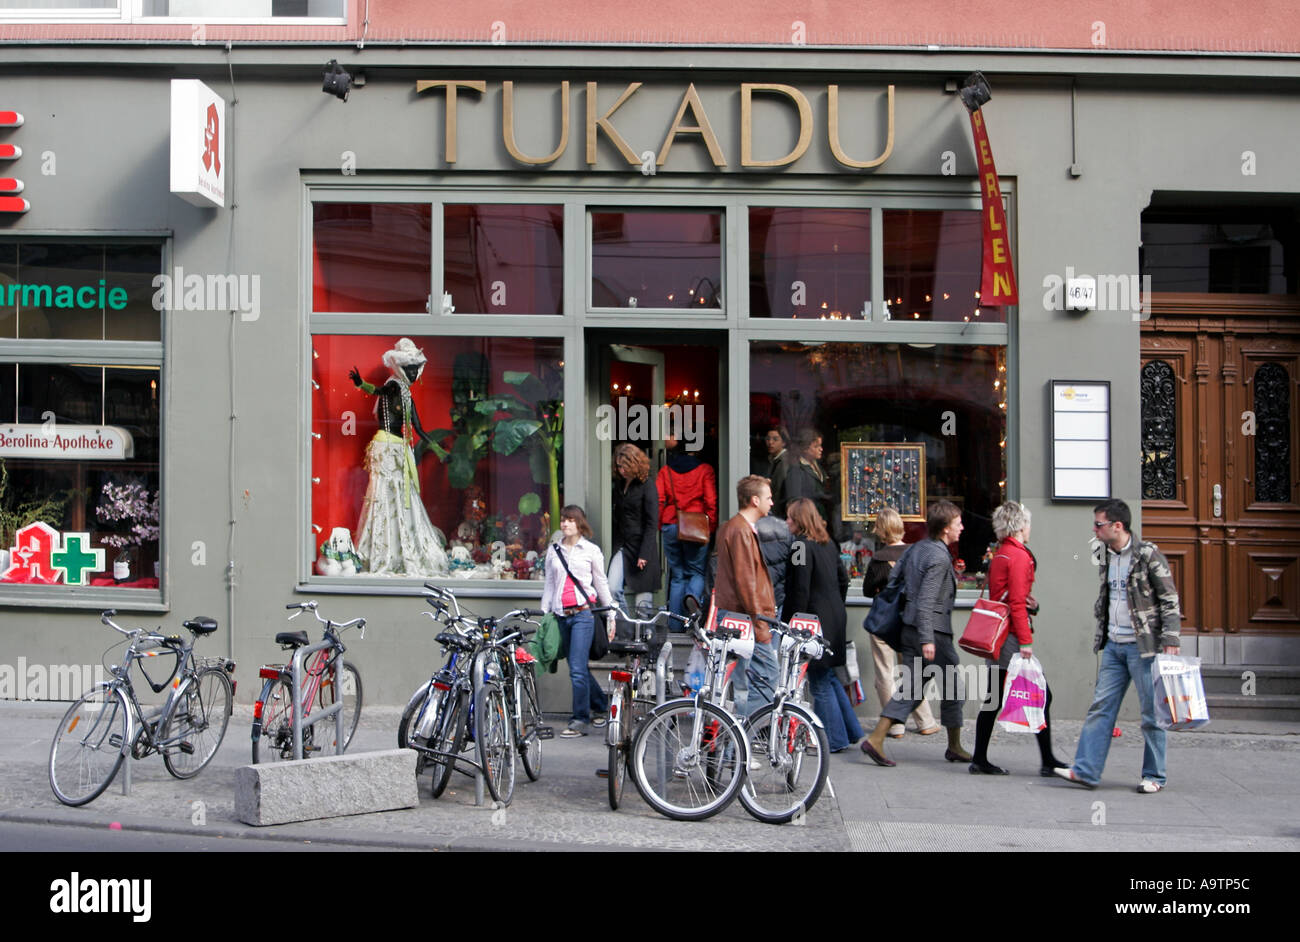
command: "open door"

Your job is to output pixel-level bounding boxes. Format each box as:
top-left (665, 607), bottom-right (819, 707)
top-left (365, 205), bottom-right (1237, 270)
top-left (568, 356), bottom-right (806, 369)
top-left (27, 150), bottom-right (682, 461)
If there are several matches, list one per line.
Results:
top-left (587, 331), bottom-right (726, 607)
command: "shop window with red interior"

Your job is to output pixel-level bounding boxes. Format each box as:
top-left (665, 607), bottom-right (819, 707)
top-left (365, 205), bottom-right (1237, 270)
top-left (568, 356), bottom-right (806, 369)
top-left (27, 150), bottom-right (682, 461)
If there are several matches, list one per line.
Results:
top-left (0, 241), bottom-right (163, 593)
top-left (311, 335), bottom-right (564, 581)
top-left (882, 209), bottom-right (994, 323)
top-left (443, 205), bottom-right (563, 315)
top-left (591, 210), bottom-right (723, 310)
top-left (748, 208), bottom-right (870, 319)
top-left (312, 202), bottom-right (433, 313)
top-left (750, 340), bottom-right (1006, 587)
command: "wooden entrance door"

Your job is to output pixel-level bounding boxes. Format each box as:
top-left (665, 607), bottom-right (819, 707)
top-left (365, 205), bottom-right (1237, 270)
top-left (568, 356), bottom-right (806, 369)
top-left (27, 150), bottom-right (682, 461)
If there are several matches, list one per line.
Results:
top-left (1141, 294), bottom-right (1300, 639)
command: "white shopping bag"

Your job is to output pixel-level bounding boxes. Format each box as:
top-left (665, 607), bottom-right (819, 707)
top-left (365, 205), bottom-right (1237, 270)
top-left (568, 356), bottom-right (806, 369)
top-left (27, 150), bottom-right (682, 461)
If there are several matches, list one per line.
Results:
top-left (996, 654), bottom-right (1047, 733)
top-left (1152, 654), bottom-right (1211, 731)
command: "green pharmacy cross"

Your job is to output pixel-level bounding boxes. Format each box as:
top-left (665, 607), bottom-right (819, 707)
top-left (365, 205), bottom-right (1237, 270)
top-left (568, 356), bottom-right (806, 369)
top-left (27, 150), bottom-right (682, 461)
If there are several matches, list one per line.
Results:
top-left (51, 532), bottom-right (105, 585)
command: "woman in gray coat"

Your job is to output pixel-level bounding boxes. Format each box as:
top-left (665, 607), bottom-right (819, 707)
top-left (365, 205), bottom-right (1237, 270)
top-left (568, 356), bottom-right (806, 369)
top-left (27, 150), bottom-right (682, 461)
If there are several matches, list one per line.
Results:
top-left (860, 500), bottom-right (972, 767)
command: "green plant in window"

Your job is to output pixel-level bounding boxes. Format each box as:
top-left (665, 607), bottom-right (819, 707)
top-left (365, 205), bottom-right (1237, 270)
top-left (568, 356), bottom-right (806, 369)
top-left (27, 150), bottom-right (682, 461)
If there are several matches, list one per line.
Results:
top-left (0, 459), bottom-right (84, 551)
top-left (493, 367), bottom-right (564, 529)
top-left (429, 356), bottom-right (564, 527)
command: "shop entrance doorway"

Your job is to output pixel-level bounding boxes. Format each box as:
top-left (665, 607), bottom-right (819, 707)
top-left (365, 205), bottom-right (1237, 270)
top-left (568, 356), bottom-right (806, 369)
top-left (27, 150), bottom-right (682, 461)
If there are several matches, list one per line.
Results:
top-left (586, 329), bottom-right (726, 605)
top-left (1141, 294), bottom-right (1300, 645)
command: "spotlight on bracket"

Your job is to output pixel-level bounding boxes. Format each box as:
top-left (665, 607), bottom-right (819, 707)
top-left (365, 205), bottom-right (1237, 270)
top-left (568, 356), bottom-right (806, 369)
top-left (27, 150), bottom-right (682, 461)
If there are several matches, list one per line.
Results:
top-left (959, 71), bottom-right (992, 112)
top-left (322, 59), bottom-right (352, 102)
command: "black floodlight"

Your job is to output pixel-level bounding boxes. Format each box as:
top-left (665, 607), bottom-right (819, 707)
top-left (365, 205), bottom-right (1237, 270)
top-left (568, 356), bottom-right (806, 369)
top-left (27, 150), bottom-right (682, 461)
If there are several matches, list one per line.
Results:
top-left (322, 59), bottom-right (352, 102)
top-left (959, 71), bottom-right (992, 112)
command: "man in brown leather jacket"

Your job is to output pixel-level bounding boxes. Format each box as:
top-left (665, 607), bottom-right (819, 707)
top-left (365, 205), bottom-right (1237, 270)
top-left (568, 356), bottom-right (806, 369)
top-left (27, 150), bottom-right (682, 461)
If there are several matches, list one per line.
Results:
top-left (714, 474), bottom-right (778, 715)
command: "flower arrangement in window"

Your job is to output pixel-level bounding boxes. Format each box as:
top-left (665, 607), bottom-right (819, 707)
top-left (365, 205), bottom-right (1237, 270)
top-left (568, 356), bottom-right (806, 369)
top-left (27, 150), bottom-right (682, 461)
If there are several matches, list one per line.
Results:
top-left (96, 482), bottom-right (159, 579)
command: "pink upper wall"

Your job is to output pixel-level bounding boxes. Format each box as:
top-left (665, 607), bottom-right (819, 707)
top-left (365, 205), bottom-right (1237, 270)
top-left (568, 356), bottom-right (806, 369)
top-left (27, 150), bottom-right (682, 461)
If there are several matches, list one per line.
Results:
top-left (2, 0), bottom-right (1299, 52)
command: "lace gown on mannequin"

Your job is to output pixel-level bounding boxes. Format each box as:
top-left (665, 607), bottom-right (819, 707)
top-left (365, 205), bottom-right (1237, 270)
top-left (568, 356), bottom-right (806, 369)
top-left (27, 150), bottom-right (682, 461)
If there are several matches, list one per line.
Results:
top-left (354, 342), bottom-right (448, 576)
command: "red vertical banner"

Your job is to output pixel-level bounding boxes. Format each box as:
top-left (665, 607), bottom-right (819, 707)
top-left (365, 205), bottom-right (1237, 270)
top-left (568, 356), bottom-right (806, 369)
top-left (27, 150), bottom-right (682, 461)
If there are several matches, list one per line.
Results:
top-left (968, 109), bottom-right (1018, 306)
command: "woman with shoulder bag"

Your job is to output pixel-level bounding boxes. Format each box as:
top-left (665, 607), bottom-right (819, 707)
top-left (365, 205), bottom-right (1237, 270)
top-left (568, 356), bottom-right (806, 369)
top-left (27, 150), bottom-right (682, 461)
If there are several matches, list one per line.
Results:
top-left (656, 434), bottom-right (718, 616)
top-left (541, 505), bottom-right (616, 738)
top-left (861, 500), bottom-right (971, 768)
top-left (861, 507), bottom-right (941, 740)
top-left (970, 501), bottom-right (1070, 775)
top-left (784, 499), bottom-right (863, 752)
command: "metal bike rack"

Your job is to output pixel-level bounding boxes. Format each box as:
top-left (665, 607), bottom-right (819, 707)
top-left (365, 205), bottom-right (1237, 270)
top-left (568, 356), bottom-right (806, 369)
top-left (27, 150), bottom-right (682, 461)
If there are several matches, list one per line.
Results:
top-left (290, 639), bottom-right (346, 761)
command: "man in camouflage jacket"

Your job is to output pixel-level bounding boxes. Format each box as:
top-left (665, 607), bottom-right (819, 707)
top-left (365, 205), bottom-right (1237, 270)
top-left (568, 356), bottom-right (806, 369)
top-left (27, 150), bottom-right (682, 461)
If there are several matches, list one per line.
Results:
top-left (1056, 499), bottom-right (1181, 793)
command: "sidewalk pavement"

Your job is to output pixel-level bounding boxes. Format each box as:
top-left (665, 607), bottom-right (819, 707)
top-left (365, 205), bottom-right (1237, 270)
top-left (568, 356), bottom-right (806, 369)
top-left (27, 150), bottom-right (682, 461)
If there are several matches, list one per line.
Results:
top-left (2, 699), bottom-right (1297, 852)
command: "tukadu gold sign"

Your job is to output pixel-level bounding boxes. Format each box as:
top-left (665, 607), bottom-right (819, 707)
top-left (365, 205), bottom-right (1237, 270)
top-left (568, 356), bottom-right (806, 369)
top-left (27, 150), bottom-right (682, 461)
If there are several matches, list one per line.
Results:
top-left (415, 80), bottom-right (894, 171)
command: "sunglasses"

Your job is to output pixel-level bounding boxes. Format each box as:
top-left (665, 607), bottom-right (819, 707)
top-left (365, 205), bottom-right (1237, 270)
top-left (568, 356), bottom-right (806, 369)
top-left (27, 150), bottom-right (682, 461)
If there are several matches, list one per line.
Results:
top-left (1093, 520), bottom-right (1111, 529)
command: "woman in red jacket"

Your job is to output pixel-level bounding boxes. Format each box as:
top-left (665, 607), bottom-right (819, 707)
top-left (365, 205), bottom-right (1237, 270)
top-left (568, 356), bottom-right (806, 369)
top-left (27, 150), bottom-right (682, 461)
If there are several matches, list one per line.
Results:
top-left (656, 434), bottom-right (718, 616)
top-left (970, 501), bottom-right (1069, 776)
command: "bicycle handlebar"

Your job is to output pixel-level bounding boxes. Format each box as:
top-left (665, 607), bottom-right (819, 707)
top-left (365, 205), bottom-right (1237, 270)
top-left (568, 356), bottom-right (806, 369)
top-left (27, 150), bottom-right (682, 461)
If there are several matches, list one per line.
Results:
top-left (285, 601), bottom-right (367, 639)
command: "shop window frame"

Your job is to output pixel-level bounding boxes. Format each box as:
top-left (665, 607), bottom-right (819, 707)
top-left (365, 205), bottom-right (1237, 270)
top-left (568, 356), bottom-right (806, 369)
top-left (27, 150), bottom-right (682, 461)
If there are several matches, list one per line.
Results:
top-left (306, 189), bottom-right (576, 595)
top-left (0, 236), bottom-right (167, 611)
top-left (586, 206), bottom-right (728, 318)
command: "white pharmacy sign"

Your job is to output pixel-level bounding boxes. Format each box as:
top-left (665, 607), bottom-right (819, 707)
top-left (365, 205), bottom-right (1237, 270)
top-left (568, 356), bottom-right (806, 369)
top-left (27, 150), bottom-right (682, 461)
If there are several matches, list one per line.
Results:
top-left (0, 424), bottom-right (134, 460)
top-left (170, 78), bottom-right (226, 208)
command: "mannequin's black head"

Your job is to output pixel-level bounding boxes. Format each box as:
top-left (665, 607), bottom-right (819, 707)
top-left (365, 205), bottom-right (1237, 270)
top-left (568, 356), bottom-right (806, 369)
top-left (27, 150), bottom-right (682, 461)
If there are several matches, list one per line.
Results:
top-left (403, 363), bottom-right (422, 383)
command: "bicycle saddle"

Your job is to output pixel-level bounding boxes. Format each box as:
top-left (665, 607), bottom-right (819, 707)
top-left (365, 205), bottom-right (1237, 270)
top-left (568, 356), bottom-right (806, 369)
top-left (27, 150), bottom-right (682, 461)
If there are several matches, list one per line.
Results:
top-left (184, 616), bottom-right (218, 635)
top-left (275, 630), bottom-right (310, 647)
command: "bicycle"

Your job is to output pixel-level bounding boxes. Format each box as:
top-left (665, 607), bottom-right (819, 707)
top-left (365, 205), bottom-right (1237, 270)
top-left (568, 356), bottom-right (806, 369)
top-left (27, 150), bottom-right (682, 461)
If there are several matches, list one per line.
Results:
top-left (400, 584), bottom-right (549, 805)
top-left (399, 588), bottom-right (475, 797)
top-left (737, 612), bottom-right (831, 824)
top-left (251, 601), bottom-right (364, 763)
top-left (603, 602), bottom-right (681, 810)
top-left (628, 595), bottom-right (751, 821)
top-left (49, 609), bottom-right (235, 807)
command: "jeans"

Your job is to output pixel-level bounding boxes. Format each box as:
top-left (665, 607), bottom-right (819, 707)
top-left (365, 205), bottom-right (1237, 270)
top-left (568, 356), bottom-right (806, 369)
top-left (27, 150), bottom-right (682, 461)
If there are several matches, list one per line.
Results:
top-left (557, 610), bottom-right (608, 723)
top-left (662, 523), bottom-right (708, 616)
top-left (1072, 641), bottom-right (1166, 786)
top-left (743, 635), bottom-right (779, 717)
top-left (608, 549), bottom-right (652, 615)
top-left (809, 662), bottom-right (865, 752)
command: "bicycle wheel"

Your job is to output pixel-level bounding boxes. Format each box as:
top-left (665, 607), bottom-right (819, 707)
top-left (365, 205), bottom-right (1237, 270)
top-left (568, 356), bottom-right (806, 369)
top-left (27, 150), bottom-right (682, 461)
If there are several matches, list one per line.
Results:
top-left (475, 681), bottom-right (515, 805)
top-left (162, 667), bottom-right (232, 779)
top-left (318, 659), bottom-right (362, 753)
top-left (517, 668), bottom-right (543, 782)
top-left (606, 686), bottom-right (631, 810)
top-left (430, 689), bottom-right (467, 798)
top-left (49, 684), bottom-right (128, 807)
top-left (630, 699), bottom-right (746, 821)
top-left (252, 678), bottom-right (294, 764)
top-left (739, 701), bottom-right (829, 824)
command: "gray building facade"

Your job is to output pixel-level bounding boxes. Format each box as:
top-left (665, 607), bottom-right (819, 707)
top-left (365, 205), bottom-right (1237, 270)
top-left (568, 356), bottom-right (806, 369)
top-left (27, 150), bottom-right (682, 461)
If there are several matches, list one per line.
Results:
top-left (2, 40), bottom-right (1298, 719)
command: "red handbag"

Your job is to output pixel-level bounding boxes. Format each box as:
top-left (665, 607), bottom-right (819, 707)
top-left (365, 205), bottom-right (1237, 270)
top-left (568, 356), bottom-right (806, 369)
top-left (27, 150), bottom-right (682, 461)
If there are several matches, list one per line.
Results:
top-left (959, 583), bottom-right (1011, 660)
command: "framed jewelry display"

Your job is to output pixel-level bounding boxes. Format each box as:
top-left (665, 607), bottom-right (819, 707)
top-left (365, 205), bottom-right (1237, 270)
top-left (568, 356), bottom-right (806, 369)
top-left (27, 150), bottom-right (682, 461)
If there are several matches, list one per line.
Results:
top-left (840, 442), bottom-right (926, 521)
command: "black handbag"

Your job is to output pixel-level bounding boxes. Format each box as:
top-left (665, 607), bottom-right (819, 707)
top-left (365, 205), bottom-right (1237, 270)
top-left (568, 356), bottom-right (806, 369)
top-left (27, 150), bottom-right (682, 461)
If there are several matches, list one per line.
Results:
top-left (553, 543), bottom-right (609, 660)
